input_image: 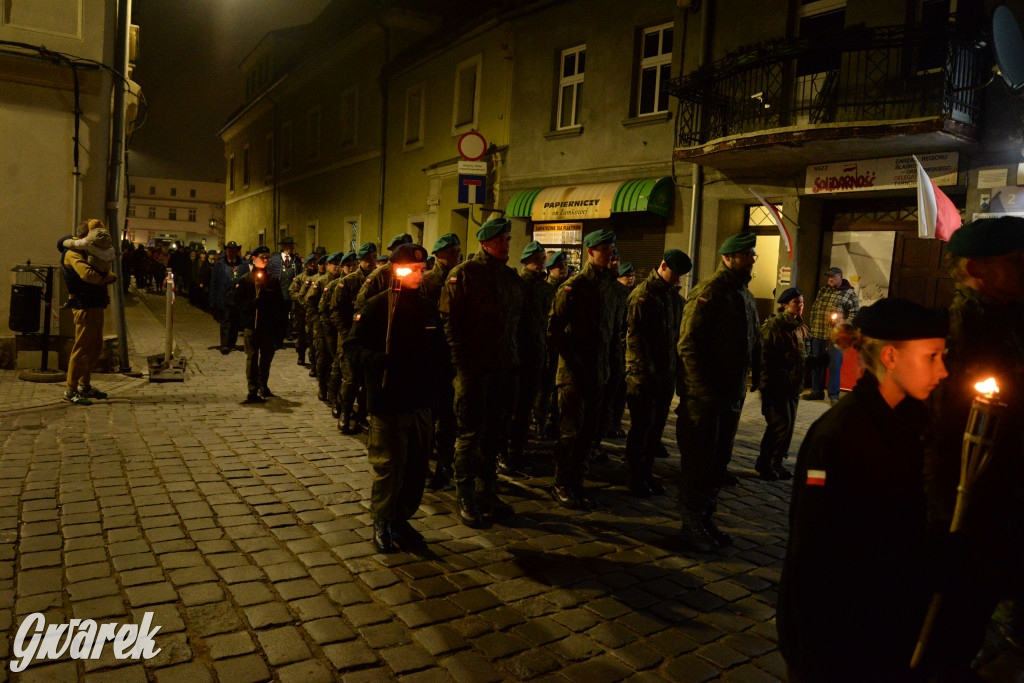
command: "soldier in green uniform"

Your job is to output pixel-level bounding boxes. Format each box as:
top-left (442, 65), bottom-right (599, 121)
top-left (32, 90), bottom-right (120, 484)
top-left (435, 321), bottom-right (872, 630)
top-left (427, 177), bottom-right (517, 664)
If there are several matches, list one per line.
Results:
top-left (336, 243), bottom-right (379, 433)
top-left (607, 261), bottom-right (636, 438)
top-left (675, 232), bottom-right (760, 552)
top-left (356, 233), bottom-right (413, 312)
top-left (289, 254), bottom-right (318, 366)
top-left (343, 243), bottom-right (450, 553)
top-left (536, 250), bottom-right (569, 439)
top-left (340, 250), bottom-right (358, 276)
top-left (624, 250), bottom-right (690, 497)
top-left (440, 218), bottom-right (523, 527)
top-left (922, 217), bottom-right (1024, 675)
top-left (316, 252), bottom-right (344, 405)
top-left (547, 229), bottom-right (621, 509)
top-left (327, 251), bottom-right (358, 417)
top-left (420, 233), bottom-right (462, 490)
top-left (753, 287), bottom-right (808, 481)
top-left (303, 254), bottom-right (329, 382)
top-left (505, 241), bottom-right (556, 475)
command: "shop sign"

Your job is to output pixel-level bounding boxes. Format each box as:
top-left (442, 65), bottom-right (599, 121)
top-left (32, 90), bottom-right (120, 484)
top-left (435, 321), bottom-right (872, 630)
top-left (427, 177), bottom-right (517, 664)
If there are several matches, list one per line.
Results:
top-left (805, 152), bottom-right (958, 195)
top-left (534, 223), bottom-right (582, 245)
top-left (532, 182), bottom-right (621, 221)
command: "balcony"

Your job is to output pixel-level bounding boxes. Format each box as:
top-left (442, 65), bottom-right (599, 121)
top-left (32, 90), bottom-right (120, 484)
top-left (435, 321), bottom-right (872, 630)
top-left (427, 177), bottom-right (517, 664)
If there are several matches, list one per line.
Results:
top-left (667, 23), bottom-right (987, 174)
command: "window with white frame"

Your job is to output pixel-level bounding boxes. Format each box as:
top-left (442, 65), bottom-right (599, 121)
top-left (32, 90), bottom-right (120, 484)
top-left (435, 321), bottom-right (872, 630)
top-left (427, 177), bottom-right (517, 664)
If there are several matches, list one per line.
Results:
top-left (307, 107), bottom-right (321, 161)
top-left (557, 45), bottom-right (585, 129)
top-left (188, 209), bottom-right (197, 222)
top-left (281, 122), bottom-right (292, 171)
top-left (637, 24), bottom-right (673, 116)
top-left (169, 208), bottom-right (177, 221)
top-left (242, 143), bottom-right (251, 187)
top-left (339, 88), bottom-right (357, 147)
top-left (452, 54), bottom-right (481, 134)
top-left (148, 206), bottom-right (156, 219)
top-left (405, 82), bottom-right (425, 148)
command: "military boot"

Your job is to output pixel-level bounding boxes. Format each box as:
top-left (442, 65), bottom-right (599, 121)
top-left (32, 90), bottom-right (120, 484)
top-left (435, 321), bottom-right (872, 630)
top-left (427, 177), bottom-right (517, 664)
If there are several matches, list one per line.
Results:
top-left (701, 514), bottom-right (733, 547)
top-left (297, 353), bottom-right (306, 366)
top-left (457, 496), bottom-right (484, 528)
top-left (478, 481), bottom-right (514, 519)
top-left (755, 457), bottom-right (779, 482)
top-left (772, 460), bottom-right (793, 480)
top-left (339, 411), bottom-right (359, 435)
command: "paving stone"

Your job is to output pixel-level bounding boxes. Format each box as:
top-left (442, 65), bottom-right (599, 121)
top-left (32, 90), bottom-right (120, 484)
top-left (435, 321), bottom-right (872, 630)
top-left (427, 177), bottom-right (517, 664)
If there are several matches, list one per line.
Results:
top-left (120, 567), bottom-right (166, 586)
top-left (513, 617), bottom-right (572, 646)
top-left (143, 632), bottom-right (192, 668)
top-left (446, 587), bottom-right (500, 614)
top-left (360, 621), bottom-right (412, 649)
top-left (412, 624), bottom-right (468, 656)
top-left (154, 662), bottom-right (215, 683)
top-left (380, 643), bottom-right (436, 674)
top-left (278, 659), bottom-right (335, 683)
top-left (83, 664), bottom-right (149, 682)
top-left (440, 650), bottom-right (503, 682)
top-left (179, 582), bottom-right (224, 606)
top-left (662, 654), bottom-right (720, 682)
top-left (324, 640), bottom-right (379, 671)
top-left (125, 581), bottom-right (178, 607)
top-left (168, 565), bottom-right (218, 586)
top-left (587, 622), bottom-right (638, 648)
top-left (394, 599), bottom-right (464, 628)
top-left (244, 601), bottom-right (293, 629)
top-left (133, 603), bottom-right (185, 633)
top-left (720, 665), bottom-right (783, 682)
top-left (227, 581), bottom-right (275, 606)
top-left (276, 578), bottom-right (320, 600)
top-left (559, 655), bottom-right (632, 682)
top-left (610, 641), bottom-right (664, 670)
top-left (548, 633), bottom-right (605, 662)
top-left (290, 595), bottom-right (338, 620)
top-left (303, 616), bottom-right (357, 645)
top-left (473, 631), bottom-right (531, 659)
top-left (213, 654), bottom-right (272, 683)
top-left (697, 641), bottom-right (750, 669)
top-left (186, 601), bottom-right (243, 636)
top-left (551, 607), bottom-right (600, 633)
top-left (256, 625), bottom-right (313, 666)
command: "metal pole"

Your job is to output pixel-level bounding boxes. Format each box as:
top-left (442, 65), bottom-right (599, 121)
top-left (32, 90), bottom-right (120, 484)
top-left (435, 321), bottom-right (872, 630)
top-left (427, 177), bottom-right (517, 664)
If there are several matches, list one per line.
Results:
top-left (164, 273), bottom-right (174, 365)
top-left (40, 266), bottom-right (54, 371)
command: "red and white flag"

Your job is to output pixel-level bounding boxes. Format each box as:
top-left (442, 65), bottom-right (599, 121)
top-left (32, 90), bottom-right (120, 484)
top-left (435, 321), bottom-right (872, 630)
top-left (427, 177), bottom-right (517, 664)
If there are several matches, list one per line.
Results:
top-left (748, 188), bottom-right (792, 258)
top-left (806, 469), bottom-right (827, 487)
top-left (914, 155), bottom-right (961, 241)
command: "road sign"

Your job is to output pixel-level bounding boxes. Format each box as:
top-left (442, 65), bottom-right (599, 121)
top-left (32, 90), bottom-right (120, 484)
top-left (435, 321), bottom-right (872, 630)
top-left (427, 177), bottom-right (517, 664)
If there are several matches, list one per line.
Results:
top-left (458, 160), bottom-right (487, 175)
top-left (458, 174), bottom-right (486, 204)
top-left (458, 131), bottom-right (487, 161)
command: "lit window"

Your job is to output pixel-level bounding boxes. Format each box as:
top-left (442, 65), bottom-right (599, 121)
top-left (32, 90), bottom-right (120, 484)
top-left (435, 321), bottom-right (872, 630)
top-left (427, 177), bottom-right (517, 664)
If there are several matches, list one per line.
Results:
top-left (557, 45), bottom-right (585, 129)
top-left (637, 24), bottom-right (673, 116)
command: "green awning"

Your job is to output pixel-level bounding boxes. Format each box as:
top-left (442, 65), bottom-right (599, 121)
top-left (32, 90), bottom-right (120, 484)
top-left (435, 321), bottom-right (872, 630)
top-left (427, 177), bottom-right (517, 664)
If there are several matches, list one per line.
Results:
top-left (506, 177), bottom-right (673, 221)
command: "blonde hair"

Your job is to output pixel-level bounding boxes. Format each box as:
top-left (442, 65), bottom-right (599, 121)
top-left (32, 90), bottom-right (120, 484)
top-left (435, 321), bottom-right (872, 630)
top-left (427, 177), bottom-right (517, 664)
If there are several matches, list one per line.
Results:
top-left (831, 322), bottom-right (900, 379)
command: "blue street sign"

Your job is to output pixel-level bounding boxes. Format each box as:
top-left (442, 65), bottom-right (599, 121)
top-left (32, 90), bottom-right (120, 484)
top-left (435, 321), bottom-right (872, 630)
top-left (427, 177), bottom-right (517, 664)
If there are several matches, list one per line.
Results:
top-left (458, 174), bottom-right (486, 205)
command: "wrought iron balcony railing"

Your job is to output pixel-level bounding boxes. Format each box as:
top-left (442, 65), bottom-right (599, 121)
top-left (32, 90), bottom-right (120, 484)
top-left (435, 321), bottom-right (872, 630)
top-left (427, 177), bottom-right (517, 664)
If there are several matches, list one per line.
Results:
top-left (667, 23), bottom-right (987, 148)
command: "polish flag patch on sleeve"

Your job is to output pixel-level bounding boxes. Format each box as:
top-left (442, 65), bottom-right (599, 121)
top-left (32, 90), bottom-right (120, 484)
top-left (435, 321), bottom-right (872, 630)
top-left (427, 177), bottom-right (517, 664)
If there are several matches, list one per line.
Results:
top-left (806, 469), bottom-right (826, 486)
top-left (697, 296), bottom-right (709, 304)
top-left (353, 314), bottom-right (361, 322)
top-left (449, 277), bottom-right (458, 283)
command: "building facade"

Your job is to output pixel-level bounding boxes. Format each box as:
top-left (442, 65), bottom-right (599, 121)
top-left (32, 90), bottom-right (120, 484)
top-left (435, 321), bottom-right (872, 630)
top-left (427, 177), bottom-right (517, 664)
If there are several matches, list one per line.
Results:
top-left (126, 177), bottom-right (225, 249)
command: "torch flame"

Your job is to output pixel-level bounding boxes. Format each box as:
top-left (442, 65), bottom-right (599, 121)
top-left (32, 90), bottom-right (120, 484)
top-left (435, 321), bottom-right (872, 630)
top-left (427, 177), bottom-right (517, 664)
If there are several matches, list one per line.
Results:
top-left (974, 378), bottom-right (999, 396)
top-left (395, 267), bottom-right (412, 277)
top-left (830, 312), bottom-right (838, 322)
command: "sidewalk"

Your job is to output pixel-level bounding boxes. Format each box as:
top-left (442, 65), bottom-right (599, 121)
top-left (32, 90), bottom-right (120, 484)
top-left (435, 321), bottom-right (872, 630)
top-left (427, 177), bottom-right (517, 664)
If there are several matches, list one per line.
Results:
top-left (0, 291), bottom-right (1018, 682)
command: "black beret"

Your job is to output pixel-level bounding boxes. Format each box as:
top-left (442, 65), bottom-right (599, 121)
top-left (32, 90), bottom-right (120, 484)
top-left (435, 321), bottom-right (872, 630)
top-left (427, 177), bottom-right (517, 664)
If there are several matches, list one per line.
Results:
top-left (476, 218), bottom-right (511, 242)
top-left (776, 287), bottom-right (803, 304)
top-left (717, 232), bottom-right (756, 254)
top-left (225, 241), bottom-right (240, 250)
top-left (583, 229), bottom-right (616, 248)
top-left (663, 249), bottom-right (692, 275)
top-left (391, 243), bottom-right (428, 265)
top-left (947, 216), bottom-right (1024, 258)
top-left (854, 298), bottom-right (949, 340)
top-left (251, 245), bottom-right (271, 256)
top-left (278, 236), bottom-right (296, 245)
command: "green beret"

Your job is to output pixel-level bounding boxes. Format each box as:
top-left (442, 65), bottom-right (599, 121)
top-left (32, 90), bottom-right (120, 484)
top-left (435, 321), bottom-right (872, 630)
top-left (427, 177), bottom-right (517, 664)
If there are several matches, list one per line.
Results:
top-left (326, 251), bottom-right (343, 264)
top-left (854, 298), bottom-right (948, 340)
top-left (583, 229), bottom-right (616, 248)
top-left (545, 250), bottom-right (567, 268)
top-left (476, 218), bottom-right (511, 242)
top-left (432, 233), bottom-right (461, 254)
top-left (391, 243), bottom-right (428, 265)
top-left (947, 216), bottom-right (1024, 258)
top-left (717, 232), bottom-right (757, 254)
top-left (304, 254), bottom-right (318, 265)
top-left (617, 262), bottom-right (634, 276)
top-left (317, 254), bottom-right (328, 265)
top-left (356, 242), bottom-right (378, 259)
top-left (340, 251), bottom-right (357, 265)
top-left (663, 249), bottom-right (692, 275)
top-left (521, 241), bottom-right (545, 262)
top-left (387, 233), bottom-right (413, 250)
top-left (378, 254), bottom-right (390, 263)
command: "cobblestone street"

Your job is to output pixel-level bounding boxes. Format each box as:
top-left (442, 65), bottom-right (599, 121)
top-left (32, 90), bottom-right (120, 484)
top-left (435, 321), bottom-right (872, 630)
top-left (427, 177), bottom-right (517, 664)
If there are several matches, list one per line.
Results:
top-left (0, 289), bottom-right (1019, 682)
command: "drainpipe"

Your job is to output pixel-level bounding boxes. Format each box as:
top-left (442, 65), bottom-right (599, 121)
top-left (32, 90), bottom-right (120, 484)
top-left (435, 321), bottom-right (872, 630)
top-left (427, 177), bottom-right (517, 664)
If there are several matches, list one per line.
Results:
top-left (105, 0), bottom-right (132, 373)
top-left (376, 5), bottom-right (391, 247)
top-left (686, 0), bottom-right (713, 293)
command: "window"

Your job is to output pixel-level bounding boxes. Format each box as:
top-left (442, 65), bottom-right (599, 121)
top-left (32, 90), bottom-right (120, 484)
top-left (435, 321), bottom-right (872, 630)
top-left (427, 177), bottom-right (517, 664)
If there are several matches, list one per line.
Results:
top-left (170, 187), bottom-right (177, 197)
top-left (129, 184), bottom-right (135, 195)
top-left (339, 88), bottom-right (357, 147)
top-left (169, 208), bottom-right (177, 221)
top-left (188, 209), bottom-right (196, 222)
top-left (149, 186), bottom-right (155, 195)
top-left (637, 24), bottom-right (672, 115)
top-left (452, 54), bottom-right (482, 134)
top-left (796, 1), bottom-right (846, 76)
top-left (189, 188), bottom-right (196, 198)
top-left (307, 106), bottom-right (321, 161)
top-left (281, 122), bottom-right (292, 171)
top-left (265, 133), bottom-right (275, 177)
top-left (404, 83), bottom-right (424, 148)
top-left (557, 45), bottom-right (585, 129)
top-left (243, 143), bottom-right (251, 187)
top-left (228, 155), bottom-right (235, 192)
top-left (148, 206), bottom-right (156, 219)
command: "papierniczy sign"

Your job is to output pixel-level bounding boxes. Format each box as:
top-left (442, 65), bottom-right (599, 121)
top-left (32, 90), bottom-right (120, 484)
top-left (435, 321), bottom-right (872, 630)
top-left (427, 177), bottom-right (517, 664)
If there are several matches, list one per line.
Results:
top-left (11, 612), bottom-right (161, 672)
top-left (805, 153), bottom-right (959, 195)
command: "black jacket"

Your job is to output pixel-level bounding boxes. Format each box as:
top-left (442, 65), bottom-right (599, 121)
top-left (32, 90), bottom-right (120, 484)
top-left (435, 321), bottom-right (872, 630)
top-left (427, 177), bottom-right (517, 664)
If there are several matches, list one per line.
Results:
top-left (236, 267), bottom-right (284, 332)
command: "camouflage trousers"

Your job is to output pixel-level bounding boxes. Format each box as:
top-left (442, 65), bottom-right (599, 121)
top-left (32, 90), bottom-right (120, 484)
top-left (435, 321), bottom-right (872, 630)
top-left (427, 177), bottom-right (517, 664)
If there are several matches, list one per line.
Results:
top-left (367, 409), bottom-right (432, 522)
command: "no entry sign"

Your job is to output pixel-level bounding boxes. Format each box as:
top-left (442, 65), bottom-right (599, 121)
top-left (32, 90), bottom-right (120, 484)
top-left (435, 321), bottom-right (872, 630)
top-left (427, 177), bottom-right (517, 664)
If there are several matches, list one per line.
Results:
top-left (458, 131), bottom-right (487, 161)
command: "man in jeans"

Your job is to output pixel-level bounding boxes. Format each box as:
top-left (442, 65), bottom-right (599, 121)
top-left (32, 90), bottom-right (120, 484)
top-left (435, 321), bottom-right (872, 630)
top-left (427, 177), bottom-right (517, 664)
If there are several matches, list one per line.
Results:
top-left (58, 219), bottom-right (117, 405)
top-left (806, 266), bottom-right (859, 405)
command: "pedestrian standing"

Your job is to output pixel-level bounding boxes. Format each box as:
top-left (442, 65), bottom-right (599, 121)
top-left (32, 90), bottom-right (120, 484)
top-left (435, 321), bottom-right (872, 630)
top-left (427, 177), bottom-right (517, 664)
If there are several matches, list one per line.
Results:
top-left (209, 241), bottom-right (246, 355)
top-left (336, 243), bottom-right (379, 433)
top-left (289, 255), bottom-right (317, 365)
top-left (535, 250), bottom-right (569, 439)
top-left (58, 219), bottom-right (117, 405)
top-left (547, 229), bottom-right (621, 509)
top-left (754, 287), bottom-right (808, 481)
top-left (308, 252), bottom-right (341, 401)
top-left (268, 236), bottom-right (300, 343)
top-left (675, 232), bottom-right (760, 552)
top-left (356, 233), bottom-right (413, 311)
top-left (806, 266), bottom-right (859, 404)
top-left (303, 254), bottom-right (328, 377)
top-left (623, 250), bottom-right (691, 497)
top-left (440, 218), bottom-right (523, 527)
top-left (420, 233), bottom-right (462, 490)
top-left (327, 251), bottom-right (359, 417)
top-left (237, 246), bottom-right (284, 403)
top-left (778, 298), bottom-right (949, 682)
top-left (344, 243), bottom-right (450, 553)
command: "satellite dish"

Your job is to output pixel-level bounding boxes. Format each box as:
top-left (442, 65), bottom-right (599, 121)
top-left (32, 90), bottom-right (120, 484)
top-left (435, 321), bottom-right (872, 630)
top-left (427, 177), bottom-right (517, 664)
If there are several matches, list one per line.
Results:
top-left (993, 5), bottom-right (1024, 90)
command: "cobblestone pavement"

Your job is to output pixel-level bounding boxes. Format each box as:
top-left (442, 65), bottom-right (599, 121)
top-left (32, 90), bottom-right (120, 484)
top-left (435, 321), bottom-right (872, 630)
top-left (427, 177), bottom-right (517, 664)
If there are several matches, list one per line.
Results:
top-left (0, 289), bottom-right (1020, 682)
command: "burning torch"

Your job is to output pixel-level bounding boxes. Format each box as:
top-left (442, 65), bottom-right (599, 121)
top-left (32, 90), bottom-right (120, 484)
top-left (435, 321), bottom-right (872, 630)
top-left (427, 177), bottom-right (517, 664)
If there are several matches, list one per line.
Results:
top-left (911, 377), bottom-right (1006, 668)
top-left (382, 266), bottom-right (412, 388)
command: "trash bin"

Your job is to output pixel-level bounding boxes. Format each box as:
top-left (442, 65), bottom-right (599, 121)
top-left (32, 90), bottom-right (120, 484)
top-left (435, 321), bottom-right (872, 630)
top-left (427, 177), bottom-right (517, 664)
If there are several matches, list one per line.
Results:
top-left (9, 284), bottom-right (42, 333)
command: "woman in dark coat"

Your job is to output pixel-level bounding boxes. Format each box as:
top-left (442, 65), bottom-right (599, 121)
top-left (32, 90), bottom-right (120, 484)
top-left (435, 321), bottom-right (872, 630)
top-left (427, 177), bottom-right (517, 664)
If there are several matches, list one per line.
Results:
top-left (777, 298), bottom-right (949, 683)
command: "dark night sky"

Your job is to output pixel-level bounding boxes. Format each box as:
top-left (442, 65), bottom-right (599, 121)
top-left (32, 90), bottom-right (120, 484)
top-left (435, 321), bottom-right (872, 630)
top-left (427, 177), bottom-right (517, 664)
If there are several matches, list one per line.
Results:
top-left (129, 0), bottom-right (330, 183)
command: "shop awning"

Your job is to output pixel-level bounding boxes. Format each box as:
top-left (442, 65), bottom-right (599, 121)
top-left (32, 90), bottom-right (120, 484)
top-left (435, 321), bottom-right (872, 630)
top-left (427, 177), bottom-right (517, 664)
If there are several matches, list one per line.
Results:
top-left (506, 177), bottom-right (673, 222)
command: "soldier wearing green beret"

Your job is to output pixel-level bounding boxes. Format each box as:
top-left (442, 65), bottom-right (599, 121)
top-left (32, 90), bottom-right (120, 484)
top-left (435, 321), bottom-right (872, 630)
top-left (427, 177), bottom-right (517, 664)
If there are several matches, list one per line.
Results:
top-left (340, 251), bottom-right (358, 275)
top-left (675, 231), bottom-right (760, 552)
top-left (289, 255), bottom-right (318, 366)
top-left (336, 243), bottom-right (379, 433)
top-left (624, 249), bottom-right (691, 496)
top-left (440, 217), bottom-right (524, 526)
top-left (921, 216), bottom-right (1024, 672)
top-left (318, 252), bottom-right (346, 408)
top-left (421, 232), bottom-right (462, 489)
top-left (309, 252), bottom-right (343, 401)
top-left (299, 255), bottom-right (328, 374)
top-left (536, 250), bottom-right (569, 439)
top-left (547, 229), bottom-right (621, 509)
top-left (354, 234), bottom-right (415, 314)
top-left (505, 241), bottom-right (557, 475)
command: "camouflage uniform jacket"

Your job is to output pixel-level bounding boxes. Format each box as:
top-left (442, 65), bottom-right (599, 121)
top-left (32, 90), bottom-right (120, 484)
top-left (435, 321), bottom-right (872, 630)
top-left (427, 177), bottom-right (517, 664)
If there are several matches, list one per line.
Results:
top-left (754, 310), bottom-right (808, 398)
top-left (610, 280), bottom-right (630, 377)
top-left (625, 270), bottom-right (684, 386)
top-left (420, 260), bottom-right (454, 306)
top-left (548, 262), bottom-right (620, 389)
top-left (355, 264), bottom-right (393, 312)
top-left (289, 270), bottom-right (313, 305)
top-left (303, 272), bottom-right (331, 324)
top-left (439, 250), bottom-right (523, 376)
top-left (331, 264), bottom-right (373, 336)
top-left (319, 273), bottom-right (344, 338)
top-left (677, 263), bottom-right (759, 408)
top-left (518, 267), bottom-right (556, 365)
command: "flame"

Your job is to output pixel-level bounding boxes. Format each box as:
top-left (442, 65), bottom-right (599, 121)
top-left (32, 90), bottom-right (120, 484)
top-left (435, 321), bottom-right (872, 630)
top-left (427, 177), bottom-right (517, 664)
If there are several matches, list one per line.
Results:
top-left (974, 378), bottom-right (999, 395)
top-left (830, 312), bottom-right (838, 321)
top-left (395, 267), bottom-right (412, 277)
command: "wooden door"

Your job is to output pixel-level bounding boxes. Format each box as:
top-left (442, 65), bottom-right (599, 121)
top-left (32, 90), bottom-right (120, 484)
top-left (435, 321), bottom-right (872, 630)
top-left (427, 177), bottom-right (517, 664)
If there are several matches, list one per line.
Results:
top-left (889, 234), bottom-right (955, 308)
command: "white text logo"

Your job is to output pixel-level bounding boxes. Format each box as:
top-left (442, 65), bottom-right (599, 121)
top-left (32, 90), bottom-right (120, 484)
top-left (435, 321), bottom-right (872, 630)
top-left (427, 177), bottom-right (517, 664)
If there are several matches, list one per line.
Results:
top-left (11, 612), bottom-right (162, 672)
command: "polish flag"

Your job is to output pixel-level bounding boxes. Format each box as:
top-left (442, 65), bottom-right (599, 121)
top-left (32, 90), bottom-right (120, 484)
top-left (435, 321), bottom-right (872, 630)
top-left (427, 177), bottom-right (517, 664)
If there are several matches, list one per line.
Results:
top-left (806, 469), bottom-right (827, 486)
top-left (914, 155), bottom-right (961, 241)
top-left (748, 188), bottom-right (792, 258)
